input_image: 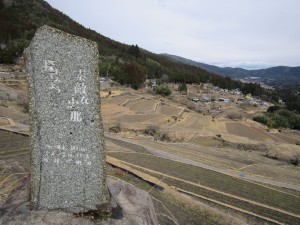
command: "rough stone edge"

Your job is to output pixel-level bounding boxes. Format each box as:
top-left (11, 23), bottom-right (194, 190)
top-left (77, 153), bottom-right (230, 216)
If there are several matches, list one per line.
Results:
top-left (0, 177), bottom-right (159, 225)
top-left (23, 25), bottom-right (110, 212)
top-left (23, 43), bottom-right (36, 210)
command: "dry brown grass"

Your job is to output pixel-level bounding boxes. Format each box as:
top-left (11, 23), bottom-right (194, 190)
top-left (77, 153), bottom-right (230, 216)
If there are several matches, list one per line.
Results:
top-left (226, 110), bottom-right (244, 120)
top-left (164, 188), bottom-right (250, 225)
top-left (0, 167), bottom-right (28, 206)
top-left (266, 144), bottom-right (300, 166)
top-left (112, 167), bottom-right (127, 177)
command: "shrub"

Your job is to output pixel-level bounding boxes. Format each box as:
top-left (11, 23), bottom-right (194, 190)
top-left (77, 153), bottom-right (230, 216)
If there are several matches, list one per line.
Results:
top-left (253, 114), bottom-right (268, 125)
top-left (178, 83), bottom-right (187, 93)
top-left (276, 109), bottom-right (293, 118)
top-left (226, 110), bottom-right (243, 120)
top-left (290, 157), bottom-right (299, 166)
top-left (143, 125), bottom-right (159, 136)
top-left (293, 115), bottom-right (300, 130)
top-left (143, 125), bottom-right (170, 141)
top-left (109, 122), bottom-right (122, 133)
top-left (113, 167), bottom-right (127, 177)
top-left (255, 108), bottom-right (300, 130)
top-left (155, 85), bottom-right (171, 96)
top-left (267, 105), bottom-right (281, 113)
top-left (269, 114), bottom-right (290, 128)
top-left (158, 132), bottom-right (171, 142)
top-left (277, 109), bottom-right (300, 130)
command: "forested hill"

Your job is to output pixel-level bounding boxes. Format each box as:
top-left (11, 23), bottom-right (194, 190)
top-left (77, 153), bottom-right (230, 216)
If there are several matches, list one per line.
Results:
top-left (163, 54), bottom-right (300, 89)
top-left (0, 0), bottom-right (127, 56)
top-left (1, 0), bottom-right (255, 91)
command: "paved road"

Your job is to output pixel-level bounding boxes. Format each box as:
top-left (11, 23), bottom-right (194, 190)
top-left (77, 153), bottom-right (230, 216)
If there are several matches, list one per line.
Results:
top-left (105, 134), bottom-right (300, 192)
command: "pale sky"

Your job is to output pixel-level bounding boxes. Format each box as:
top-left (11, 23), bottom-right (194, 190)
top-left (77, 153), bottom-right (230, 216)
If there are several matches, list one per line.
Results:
top-left (45, 0), bottom-right (300, 69)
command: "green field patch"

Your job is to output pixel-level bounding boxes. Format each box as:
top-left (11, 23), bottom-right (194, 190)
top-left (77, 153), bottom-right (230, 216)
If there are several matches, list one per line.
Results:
top-left (105, 137), bottom-right (151, 154)
top-left (107, 152), bottom-right (300, 216)
top-left (107, 164), bottom-right (241, 225)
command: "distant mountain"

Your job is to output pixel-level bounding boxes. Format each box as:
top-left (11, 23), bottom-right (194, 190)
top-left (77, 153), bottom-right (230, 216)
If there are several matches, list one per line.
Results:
top-left (163, 54), bottom-right (300, 89)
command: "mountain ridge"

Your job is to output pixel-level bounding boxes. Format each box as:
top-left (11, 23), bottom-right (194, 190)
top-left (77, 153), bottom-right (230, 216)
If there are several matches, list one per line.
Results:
top-left (162, 54), bottom-right (300, 88)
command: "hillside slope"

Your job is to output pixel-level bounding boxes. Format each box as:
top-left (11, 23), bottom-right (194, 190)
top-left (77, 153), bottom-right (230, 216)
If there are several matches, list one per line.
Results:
top-left (0, 0), bottom-right (127, 56)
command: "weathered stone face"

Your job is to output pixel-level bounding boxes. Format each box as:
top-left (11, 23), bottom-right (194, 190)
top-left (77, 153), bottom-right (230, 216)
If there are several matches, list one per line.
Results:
top-left (24, 25), bottom-right (109, 213)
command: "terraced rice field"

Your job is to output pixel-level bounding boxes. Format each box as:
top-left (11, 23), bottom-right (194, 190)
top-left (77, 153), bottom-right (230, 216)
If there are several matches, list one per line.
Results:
top-left (105, 136), bottom-right (150, 154)
top-left (226, 122), bottom-right (278, 142)
top-left (107, 152), bottom-right (300, 225)
top-left (273, 132), bottom-right (300, 144)
top-left (101, 97), bottom-right (127, 105)
top-left (160, 104), bottom-right (183, 116)
top-left (133, 139), bottom-right (254, 169)
top-left (126, 99), bottom-right (158, 112)
top-left (102, 94), bottom-right (141, 105)
top-left (172, 113), bottom-right (214, 130)
top-left (116, 114), bottom-right (168, 124)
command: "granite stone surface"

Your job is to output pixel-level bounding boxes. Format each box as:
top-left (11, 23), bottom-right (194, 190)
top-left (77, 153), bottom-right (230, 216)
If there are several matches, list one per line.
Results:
top-left (24, 25), bottom-right (109, 213)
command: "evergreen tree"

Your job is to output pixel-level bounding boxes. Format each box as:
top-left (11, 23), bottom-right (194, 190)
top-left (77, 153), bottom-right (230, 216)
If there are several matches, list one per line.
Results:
top-left (128, 44), bottom-right (140, 58)
top-left (178, 83), bottom-right (187, 94)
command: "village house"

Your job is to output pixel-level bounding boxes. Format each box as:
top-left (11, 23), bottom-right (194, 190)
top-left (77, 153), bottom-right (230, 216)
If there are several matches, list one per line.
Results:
top-left (201, 96), bottom-right (211, 102)
top-left (219, 97), bottom-right (230, 103)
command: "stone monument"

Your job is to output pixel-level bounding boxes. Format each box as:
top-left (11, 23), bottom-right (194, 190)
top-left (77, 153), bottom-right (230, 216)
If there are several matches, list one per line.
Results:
top-left (24, 25), bottom-right (110, 213)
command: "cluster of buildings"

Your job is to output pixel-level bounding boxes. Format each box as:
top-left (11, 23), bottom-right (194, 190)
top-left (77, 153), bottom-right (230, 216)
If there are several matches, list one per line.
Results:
top-left (236, 94), bottom-right (271, 108)
top-left (188, 86), bottom-right (272, 115)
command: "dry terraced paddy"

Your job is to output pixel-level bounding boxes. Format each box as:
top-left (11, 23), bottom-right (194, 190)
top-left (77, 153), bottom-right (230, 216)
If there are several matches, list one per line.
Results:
top-left (133, 139), bottom-right (254, 169)
top-left (160, 104), bottom-right (183, 116)
top-left (107, 152), bottom-right (300, 225)
top-left (109, 135), bottom-right (300, 185)
top-left (172, 113), bottom-right (218, 131)
top-left (102, 94), bottom-right (141, 106)
top-left (126, 99), bottom-right (158, 112)
top-left (226, 122), bottom-right (282, 143)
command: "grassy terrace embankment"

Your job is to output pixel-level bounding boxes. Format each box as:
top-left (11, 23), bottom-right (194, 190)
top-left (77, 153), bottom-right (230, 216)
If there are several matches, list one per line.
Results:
top-left (107, 152), bottom-right (300, 225)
